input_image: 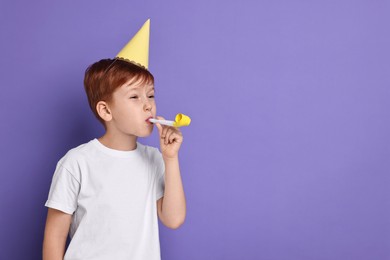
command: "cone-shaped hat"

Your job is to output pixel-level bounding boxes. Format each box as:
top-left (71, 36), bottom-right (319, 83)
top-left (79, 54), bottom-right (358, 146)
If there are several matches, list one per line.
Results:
top-left (116, 19), bottom-right (150, 69)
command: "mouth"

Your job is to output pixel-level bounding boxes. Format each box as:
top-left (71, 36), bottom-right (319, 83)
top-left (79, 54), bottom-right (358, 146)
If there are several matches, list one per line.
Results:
top-left (145, 116), bottom-right (154, 124)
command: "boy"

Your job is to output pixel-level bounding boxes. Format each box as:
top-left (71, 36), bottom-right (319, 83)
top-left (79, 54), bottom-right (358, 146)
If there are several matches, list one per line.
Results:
top-left (42, 20), bottom-right (186, 260)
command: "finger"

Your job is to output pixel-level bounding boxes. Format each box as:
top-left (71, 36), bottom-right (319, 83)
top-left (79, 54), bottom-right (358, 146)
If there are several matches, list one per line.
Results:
top-left (156, 116), bottom-right (167, 137)
top-left (162, 126), bottom-right (170, 139)
top-left (164, 128), bottom-right (173, 144)
top-left (164, 132), bottom-right (171, 144)
top-left (168, 132), bottom-right (177, 144)
top-left (156, 115), bottom-right (166, 131)
top-left (170, 132), bottom-right (183, 144)
top-left (155, 116), bottom-right (165, 136)
top-left (165, 129), bottom-right (174, 144)
top-left (155, 122), bottom-right (163, 136)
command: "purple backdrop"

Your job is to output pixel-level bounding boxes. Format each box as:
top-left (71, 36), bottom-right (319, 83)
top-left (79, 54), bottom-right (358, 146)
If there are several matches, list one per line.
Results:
top-left (1, 0), bottom-right (389, 259)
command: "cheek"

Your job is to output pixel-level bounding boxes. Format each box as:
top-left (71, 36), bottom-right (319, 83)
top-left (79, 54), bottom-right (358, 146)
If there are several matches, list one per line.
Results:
top-left (115, 104), bottom-right (136, 121)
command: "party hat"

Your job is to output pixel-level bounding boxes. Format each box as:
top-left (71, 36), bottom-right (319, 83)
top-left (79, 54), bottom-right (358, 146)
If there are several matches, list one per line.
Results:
top-left (116, 19), bottom-right (150, 69)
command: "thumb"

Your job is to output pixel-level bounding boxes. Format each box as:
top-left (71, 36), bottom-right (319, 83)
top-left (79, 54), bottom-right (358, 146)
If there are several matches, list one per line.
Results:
top-left (155, 116), bottom-right (165, 136)
top-left (155, 122), bottom-right (163, 136)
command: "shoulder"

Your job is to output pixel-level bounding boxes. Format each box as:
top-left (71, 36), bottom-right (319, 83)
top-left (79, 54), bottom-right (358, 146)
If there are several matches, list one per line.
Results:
top-left (58, 141), bottom-right (91, 165)
top-left (56, 140), bottom-right (94, 181)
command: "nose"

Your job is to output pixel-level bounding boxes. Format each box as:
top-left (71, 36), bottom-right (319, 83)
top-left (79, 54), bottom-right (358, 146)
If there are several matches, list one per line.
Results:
top-left (143, 98), bottom-right (152, 111)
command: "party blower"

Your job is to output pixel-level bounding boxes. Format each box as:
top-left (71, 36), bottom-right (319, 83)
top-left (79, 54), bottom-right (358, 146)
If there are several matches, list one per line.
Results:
top-left (148, 113), bottom-right (191, 127)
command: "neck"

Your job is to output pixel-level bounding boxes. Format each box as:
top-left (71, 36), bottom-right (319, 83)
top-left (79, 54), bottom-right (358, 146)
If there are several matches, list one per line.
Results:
top-left (98, 129), bottom-right (138, 151)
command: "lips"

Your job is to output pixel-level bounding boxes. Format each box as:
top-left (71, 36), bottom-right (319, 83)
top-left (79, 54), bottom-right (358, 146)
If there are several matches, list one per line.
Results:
top-left (145, 116), bottom-right (153, 124)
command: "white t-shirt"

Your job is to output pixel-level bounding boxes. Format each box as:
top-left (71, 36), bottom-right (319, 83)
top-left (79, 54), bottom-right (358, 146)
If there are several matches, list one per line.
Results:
top-left (45, 138), bottom-right (165, 260)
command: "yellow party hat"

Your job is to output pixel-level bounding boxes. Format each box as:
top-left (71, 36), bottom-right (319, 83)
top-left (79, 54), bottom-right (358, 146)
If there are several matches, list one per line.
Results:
top-left (116, 19), bottom-right (150, 69)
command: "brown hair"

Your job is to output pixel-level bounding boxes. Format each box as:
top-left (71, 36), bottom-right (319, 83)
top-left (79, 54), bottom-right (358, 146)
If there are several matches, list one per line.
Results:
top-left (83, 58), bottom-right (154, 127)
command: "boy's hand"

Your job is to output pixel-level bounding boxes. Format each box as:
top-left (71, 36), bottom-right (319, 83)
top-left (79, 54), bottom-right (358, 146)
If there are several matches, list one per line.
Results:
top-left (155, 116), bottom-right (183, 160)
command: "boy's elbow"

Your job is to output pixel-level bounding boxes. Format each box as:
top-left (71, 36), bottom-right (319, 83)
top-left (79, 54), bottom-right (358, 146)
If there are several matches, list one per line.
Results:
top-left (166, 221), bottom-right (184, 230)
top-left (165, 217), bottom-right (185, 230)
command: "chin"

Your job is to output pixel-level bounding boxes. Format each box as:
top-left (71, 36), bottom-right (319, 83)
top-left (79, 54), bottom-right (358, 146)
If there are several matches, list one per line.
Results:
top-left (138, 130), bottom-right (153, 138)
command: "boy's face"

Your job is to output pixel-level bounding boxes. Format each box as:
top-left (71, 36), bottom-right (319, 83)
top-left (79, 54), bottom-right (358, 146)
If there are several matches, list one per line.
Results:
top-left (106, 78), bottom-right (156, 138)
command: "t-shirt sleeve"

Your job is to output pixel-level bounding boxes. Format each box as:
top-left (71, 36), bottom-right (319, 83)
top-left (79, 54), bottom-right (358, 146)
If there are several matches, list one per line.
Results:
top-left (155, 149), bottom-right (165, 201)
top-left (44, 162), bottom-right (80, 215)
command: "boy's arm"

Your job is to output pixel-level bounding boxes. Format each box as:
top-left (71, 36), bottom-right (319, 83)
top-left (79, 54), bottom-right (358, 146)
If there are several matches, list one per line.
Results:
top-left (157, 157), bottom-right (186, 229)
top-left (42, 208), bottom-right (72, 260)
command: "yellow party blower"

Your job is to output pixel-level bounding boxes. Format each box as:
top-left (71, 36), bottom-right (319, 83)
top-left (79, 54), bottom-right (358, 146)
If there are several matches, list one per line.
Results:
top-left (149, 113), bottom-right (191, 127)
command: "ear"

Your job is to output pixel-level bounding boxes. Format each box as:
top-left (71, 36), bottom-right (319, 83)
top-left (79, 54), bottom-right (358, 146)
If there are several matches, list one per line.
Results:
top-left (96, 101), bottom-right (113, 122)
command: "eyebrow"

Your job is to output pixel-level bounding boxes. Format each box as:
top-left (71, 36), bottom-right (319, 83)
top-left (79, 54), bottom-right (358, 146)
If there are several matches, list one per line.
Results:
top-left (126, 86), bottom-right (155, 92)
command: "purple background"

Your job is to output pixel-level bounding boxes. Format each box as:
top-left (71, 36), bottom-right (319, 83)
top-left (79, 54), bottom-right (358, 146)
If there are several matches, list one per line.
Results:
top-left (1, 0), bottom-right (389, 259)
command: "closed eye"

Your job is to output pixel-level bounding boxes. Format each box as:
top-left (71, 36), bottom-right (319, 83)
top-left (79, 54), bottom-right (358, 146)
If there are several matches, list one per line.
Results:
top-left (130, 95), bottom-right (154, 99)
